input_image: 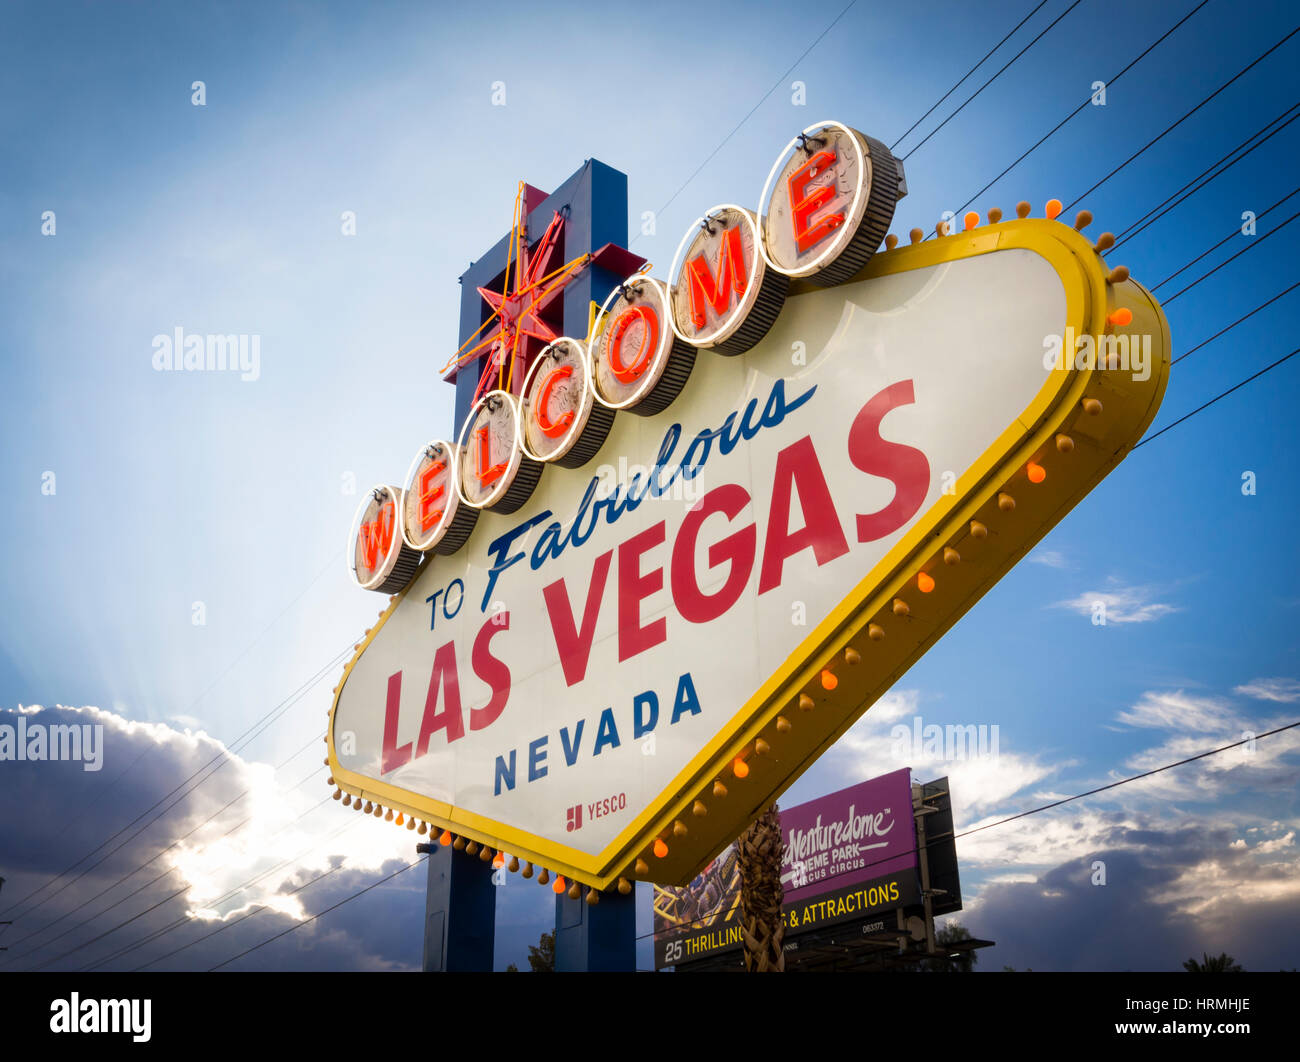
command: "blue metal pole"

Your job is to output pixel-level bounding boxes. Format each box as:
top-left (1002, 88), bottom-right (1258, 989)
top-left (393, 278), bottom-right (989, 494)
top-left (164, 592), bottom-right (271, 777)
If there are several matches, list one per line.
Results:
top-left (421, 842), bottom-right (496, 972)
top-left (553, 887), bottom-right (636, 971)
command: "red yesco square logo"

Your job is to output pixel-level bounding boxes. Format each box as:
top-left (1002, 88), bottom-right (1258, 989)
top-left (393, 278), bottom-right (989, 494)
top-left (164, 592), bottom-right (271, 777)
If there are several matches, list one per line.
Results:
top-left (566, 805), bottom-right (582, 832)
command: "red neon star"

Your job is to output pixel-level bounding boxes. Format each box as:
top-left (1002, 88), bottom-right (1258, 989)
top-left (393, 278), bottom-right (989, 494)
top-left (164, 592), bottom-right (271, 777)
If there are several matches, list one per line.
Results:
top-left (445, 185), bottom-right (592, 409)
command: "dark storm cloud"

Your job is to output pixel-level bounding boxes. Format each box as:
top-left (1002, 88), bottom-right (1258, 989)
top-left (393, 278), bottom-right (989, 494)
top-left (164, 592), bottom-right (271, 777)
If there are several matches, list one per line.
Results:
top-left (958, 819), bottom-right (1300, 972)
top-left (1, 704), bottom-right (251, 885)
top-left (0, 705), bottom-right (429, 972)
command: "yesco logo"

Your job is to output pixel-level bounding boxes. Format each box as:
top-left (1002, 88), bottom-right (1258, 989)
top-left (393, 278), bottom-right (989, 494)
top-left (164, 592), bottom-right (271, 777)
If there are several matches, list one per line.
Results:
top-left (50, 994), bottom-right (151, 1043)
top-left (567, 794), bottom-right (627, 831)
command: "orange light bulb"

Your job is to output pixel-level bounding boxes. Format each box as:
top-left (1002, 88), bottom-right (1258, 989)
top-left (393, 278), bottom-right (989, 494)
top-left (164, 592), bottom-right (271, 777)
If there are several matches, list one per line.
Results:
top-left (553, 875), bottom-right (566, 894)
top-left (1027, 462), bottom-right (1046, 484)
top-left (654, 838), bottom-right (669, 858)
top-left (918, 572), bottom-right (935, 593)
top-left (733, 757), bottom-right (750, 779)
top-left (820, 670), bottom-right (838, 691)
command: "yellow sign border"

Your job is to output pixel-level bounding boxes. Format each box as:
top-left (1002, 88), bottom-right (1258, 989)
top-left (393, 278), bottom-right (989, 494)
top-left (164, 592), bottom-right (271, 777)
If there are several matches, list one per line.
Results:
top-left (328, 216), bottom-right (1170, 889)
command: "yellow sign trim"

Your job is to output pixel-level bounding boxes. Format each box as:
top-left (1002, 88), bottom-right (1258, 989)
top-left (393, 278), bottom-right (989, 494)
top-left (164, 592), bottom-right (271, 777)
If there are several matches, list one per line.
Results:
top-left (328, 216), bottom-right (1170, 889)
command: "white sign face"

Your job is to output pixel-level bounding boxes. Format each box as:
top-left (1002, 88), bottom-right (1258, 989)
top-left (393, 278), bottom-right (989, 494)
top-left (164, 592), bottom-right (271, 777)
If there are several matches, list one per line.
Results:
top-left (334, 247), bottom-right (1063, 859)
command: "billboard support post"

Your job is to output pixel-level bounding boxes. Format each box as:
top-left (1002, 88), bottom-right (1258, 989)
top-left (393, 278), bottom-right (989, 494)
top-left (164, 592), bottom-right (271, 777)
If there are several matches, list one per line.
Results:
top-left (420, 843), bottom-right (495, 972)
top-left (554, 888), bottom-right (635, 972)
top-left (913, 782), bottom-right (938, 956)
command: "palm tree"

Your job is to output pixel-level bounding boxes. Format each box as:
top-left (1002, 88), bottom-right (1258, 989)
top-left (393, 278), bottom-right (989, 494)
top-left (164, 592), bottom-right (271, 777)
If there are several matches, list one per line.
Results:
top-left (736, 803), bottom-right (785, 972)
top-left (1183, 952), bottom-right (1243, 972)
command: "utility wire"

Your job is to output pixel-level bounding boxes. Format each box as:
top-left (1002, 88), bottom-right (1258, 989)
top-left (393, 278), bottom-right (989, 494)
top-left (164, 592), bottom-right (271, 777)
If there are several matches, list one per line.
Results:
top-left (32, 275), bottom-right (1300, 967)
top-left (1159, 207), bottom-right (1299, 303)
top-left (901, 0), bottom-right (1087, 161)
top-left (117, 818), bottom-right (363, 973)
top-left (1152, 186), bottom-right (1298, 291)
top-left (1134, 348), bottom-right (1300, 449)
top-left (0, 644), bottom-right (348, 931)
top-left (1112, 103), bottom-right (1300, 249)
top-left (948, 0), bottom-right (1214, 220)
top-left (206, 856), bottom-right (426, 972)
top-left (0, 549), bottom-right (345, 922)
top-left (73, 802), bottom-right (357, 973)
top-left (637, 0), bottom-right (860, 237)
top-left (890, 0), bottom-right (1053, 151)
top-left (640, 720), bottom-right (1300, 944)
top-left (1061, 28), bottom-right (1300, 213)
top-left (1173, 281), bottom-right (1299, 365)
top-left (1, 757), bottom-right (331, 967)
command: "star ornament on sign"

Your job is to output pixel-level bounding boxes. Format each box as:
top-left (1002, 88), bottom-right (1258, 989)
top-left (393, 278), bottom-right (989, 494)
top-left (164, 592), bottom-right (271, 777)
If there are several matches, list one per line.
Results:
top-left (443, 184), bottom-right (593, 409)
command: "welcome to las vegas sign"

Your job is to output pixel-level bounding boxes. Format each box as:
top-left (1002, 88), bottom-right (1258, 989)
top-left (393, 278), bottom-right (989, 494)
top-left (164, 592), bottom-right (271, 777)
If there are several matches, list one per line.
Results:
top-left (330, 121), bottom-right (1169, 893)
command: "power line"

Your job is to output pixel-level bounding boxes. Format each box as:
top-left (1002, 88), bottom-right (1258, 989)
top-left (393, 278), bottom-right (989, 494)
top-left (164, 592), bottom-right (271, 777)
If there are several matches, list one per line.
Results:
top-left (901, 0), bottom-right (1087, 161)
top-left (889, 0), bottom-right (1053, 151)
top-left (636, 0), bottom-right (860, 238)
top-left (206, 856), bottom-right (427, 972)
top-left (948, 0), bottom-right (1213, 219)
top-left (1061, 28), bottom-right (1300, 213)
top-left (1112, 102), bottom-right (1300, 249)
top-left (0, 644), bottom-right (348, 930)
top-left (124, 860), bottom-right (350, 973)
top-left (0, 788), bottom-right (249, 958)
top-left (641, 719), bottom-right (1300, 944)
top-left (72, 802), bottom-right (360, 973)
top-left (1133, 347), bottom-right (1300, 449)
top-left (957, 721), bottom-right (1299, 836)
top-left (117, 818), bottom-right (364, 973)
top-left (14, 783), bottom-right (338, 971)
top-left (1159, 207), bottom-right (1299, 303)
top-left (0, 549), bottom-right (347, 923)
top-left (35, 198), bottom-right (1294, 967)
top-left (1173, 281), bottom-right (1299, 365)
top-left (1152, 186), bottom-right (1298, 292)
top-left (0, 753), bottom-right (331, 968)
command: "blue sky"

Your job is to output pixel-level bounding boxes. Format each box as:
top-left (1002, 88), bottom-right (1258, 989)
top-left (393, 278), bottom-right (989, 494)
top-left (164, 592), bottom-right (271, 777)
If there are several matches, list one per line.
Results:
top-left (1, 0), bottom-right (1297, 972)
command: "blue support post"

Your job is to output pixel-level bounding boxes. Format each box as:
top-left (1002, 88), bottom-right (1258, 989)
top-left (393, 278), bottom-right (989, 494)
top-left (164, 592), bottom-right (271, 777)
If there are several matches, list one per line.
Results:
top-left (553, 887), bottom-right (636, 971)
top-left (452, 159), bottom-right (630, 432)
top-left (421, 842), bottom-right (496, 972)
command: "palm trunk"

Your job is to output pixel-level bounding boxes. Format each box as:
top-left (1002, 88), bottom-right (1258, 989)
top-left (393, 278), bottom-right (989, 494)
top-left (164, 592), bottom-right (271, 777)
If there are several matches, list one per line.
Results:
top-left (737, 803), bottom-right (785, 972)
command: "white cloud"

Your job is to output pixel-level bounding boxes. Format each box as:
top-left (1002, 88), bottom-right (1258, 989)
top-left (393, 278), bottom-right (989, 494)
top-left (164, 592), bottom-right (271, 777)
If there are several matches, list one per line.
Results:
top-left (1234, 678), bottom-right (1300, 703)
top-left (1029, 549), bottom-right (1068, 569)
top-left (1053, 581), bottom-right (1177, 624)
top-left (1117, 690), bottom-right (1240, 733)
top-left (829, 688), bottom-right (1060, 820)
top-left (1258, 830), bottom-right (1296, 854)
